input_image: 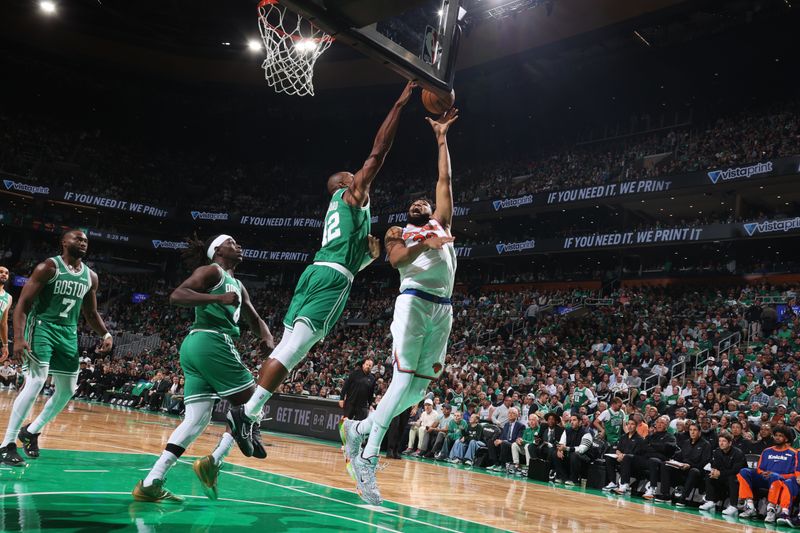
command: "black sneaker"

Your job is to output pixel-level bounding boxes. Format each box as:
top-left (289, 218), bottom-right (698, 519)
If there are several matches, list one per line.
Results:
top-left (654, 494), bottom-right (671, 503)
top-left (225, 406), bottom-right (254, 457)
top-left (250, 421), bottom-right (267, 459)
top-left (0, 443), bottom-right (26, 466)
top-left (18, 425), bottom-right (40, 458)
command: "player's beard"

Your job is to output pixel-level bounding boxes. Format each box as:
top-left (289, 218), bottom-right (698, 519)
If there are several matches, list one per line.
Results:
top-left (408, 212), bottom-right (431, 227)
top-left (68, 246), bottom-right (87, 259)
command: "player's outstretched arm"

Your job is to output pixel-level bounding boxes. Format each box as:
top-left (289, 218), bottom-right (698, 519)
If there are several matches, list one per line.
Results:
top-left (11, 260), bottom-right (56, 361)
top-left (0, 293), bottom-right (12, 362)
top-left (239, 284), bottom-right (275, 357)
top-left (427, 108), bottom-right (458, 231)
top-left (384, 226), bottom-right (455, 269)
top-left (348, 81), bottom-right (416, 206)
top-left (83, 271), bottom-right (113, 353)
top-left (170, 265), bottom-right (235, 307)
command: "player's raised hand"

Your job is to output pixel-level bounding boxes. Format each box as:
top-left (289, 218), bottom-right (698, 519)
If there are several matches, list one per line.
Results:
top-left (367, 235), bottom-right (381, 258)
top-left (425, 107), bottom-right (459, 138)
top-left (396, 81), bottom-right (418, 107)
top-left (425, 235), bottom-right (455, 250)
top-left (219, 291), bottom-right (240, 307)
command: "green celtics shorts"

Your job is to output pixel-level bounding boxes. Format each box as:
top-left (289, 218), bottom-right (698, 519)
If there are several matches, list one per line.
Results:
top-left (24, 318), bottom-right (79, 377)
top-left (179, 330), bottom-right (255, 405)
top-left (283, 263), bottom-right (352, 336)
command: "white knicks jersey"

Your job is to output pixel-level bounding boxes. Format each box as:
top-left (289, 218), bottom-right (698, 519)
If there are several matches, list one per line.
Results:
top-left (398, 218), bottom-right (457, 298)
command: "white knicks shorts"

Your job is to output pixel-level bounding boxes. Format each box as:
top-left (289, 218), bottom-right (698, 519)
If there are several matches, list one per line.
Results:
top-left (390, 293), bottom-right (453, 380)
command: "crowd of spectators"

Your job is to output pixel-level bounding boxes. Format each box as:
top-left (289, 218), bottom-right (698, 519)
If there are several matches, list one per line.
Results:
top-left (2, 100), bottom-right (797, 219)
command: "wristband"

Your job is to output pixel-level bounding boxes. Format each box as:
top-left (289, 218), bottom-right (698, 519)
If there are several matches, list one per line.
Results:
top-left (103, 332), bottom-right (112, 340)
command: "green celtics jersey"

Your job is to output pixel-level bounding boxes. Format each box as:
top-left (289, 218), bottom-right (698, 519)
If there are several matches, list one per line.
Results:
top-left (31, 256), bottom-right (92, 326)
top-left (0, 290), bottom-right (10, 316)
top-left (191, 264), bottom-right (242, 338)
top-left (449, 392), bottom-right (465, 412)
top-left (313, 188), bottom-right (371, 275)
top-left (603, 408), bottom-right (626, 445)
top-left (573, 387), bottom-right (589, 406)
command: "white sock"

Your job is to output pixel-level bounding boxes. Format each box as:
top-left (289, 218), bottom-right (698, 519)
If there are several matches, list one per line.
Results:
top-left (143, 451), bottom-right (178, 487)
top-left (244, 385), bottom-right (272, 420)
top-left (2, 371), bottom-right (47, 447)
top-left (211, 433), bottom-right (235, 465)
top-left (248, 323), bottom-right (322, 421)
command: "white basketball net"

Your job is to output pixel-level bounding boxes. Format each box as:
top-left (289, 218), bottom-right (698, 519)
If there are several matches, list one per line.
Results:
top-left (257, 0), bottom-right (334, 97)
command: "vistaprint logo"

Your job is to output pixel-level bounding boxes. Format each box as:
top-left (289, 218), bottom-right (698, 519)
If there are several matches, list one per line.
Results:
top-left (495, 240), bottom-right (536, 254)
top-left (190, 211), bottom-right (229, 221)
top-left (3, 180), bottom-right (50, 195)
top-left (492, 195), bottom-right (534, 211)
top-left (707, 161), bottom-right (773, 184)
top-left (743, 217), bottom-right (800, 237)
top-left (152, 240), bottom-right (189, 250)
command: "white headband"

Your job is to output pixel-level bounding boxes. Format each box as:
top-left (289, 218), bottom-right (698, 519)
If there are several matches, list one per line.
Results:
top-left (207, 234), bottom-right (233, 260)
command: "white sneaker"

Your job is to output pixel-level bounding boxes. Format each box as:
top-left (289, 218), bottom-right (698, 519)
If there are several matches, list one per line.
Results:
top-left (564, 480), bottom-right (575, 487)
top-left (643, 487), bottom-right (655, 500)
top-left (765, 508), bottom-right (777, 523)
top-left (351, 454), bottom-right (382, 506)
top-left (721, 505), bottom-right (739, 516)
top-left (339, 418), bottom-right (364, 465)
top-left (614, 483), bottom-right (629, 494)
top-left (699, 500), bottom-right (716, 512)
top-left (739, 506), bottom-right (758, 519)
top-left (603, 482), bottom-right (618, 492)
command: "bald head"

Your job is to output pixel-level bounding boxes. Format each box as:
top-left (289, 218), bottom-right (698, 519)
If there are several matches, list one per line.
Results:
top-left (327, 172), bottom-right (354, 195)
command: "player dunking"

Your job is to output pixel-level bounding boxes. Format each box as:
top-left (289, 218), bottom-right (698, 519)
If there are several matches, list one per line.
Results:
top-left (341, 107), bottom-right (458, 505)
top-left (0, 266), bottom-right (12, 363)
top-left (0, 230), bottom-right (113, 467)
top-left (235, 82), bottom-right (416, 427)
top-left (133, 234), bottom-right (274, 502)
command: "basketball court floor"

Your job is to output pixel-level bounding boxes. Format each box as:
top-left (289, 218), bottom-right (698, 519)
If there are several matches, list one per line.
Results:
top-left (0, 391), bottom-right (775, 532)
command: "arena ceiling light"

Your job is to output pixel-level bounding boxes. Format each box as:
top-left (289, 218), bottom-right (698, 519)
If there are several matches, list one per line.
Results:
top-left (39, 0), bottom-right (56, 15)
top-left (247, 39), bottom-right (262, 52)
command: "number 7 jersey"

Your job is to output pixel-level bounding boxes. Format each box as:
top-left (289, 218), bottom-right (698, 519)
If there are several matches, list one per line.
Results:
top-left (31, 256), bottom-right (92, 327)
top-left (313, 187), bottom-right (371, 276)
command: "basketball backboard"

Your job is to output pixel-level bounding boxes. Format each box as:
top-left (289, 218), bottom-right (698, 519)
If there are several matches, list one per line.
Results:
top-left (277, 0), bottom-right (464, 96)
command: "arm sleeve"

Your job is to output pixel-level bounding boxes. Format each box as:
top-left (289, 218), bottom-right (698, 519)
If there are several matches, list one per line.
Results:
top-left (575, 433), bottom-right (593, 455)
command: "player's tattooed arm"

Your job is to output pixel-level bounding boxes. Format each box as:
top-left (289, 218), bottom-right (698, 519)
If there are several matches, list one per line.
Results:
top-left (384, 226), bottom-right (455, 269)
top-left (239, 284), bottom-right (275, 356)
top-left (170, 265), bottom-right (234, 307)
top-left (12, 259), bottom-right (56, 360)
top-left (83, 270), bottom-right (113, 352)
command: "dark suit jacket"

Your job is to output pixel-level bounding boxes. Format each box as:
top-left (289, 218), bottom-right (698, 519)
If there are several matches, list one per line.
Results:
top-left (500, 421), bottom-right (526, 443)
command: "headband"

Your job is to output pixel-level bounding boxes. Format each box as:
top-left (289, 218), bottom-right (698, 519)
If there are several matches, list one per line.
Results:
top-left (207, 234), bottom-right (233, 260)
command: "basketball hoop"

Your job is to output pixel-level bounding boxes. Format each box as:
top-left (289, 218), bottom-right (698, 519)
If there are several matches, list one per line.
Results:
top-left (257, 0), bottom-right (334, 96)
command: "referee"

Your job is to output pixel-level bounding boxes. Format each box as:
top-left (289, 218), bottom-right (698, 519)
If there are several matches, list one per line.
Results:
top-left (339, 358), bottom-right (376, 420)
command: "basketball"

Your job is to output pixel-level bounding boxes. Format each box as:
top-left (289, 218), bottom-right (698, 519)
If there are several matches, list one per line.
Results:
top-left (421, 88), bottom-right (455, 115)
